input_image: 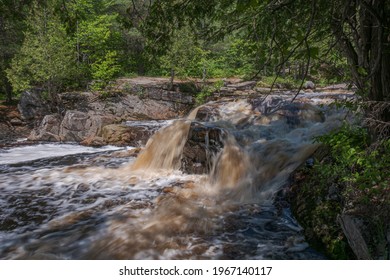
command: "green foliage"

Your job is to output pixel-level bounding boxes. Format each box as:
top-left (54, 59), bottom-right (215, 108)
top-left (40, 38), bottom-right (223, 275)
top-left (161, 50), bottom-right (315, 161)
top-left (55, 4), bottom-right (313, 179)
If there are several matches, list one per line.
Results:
top-left (75, 6), bottom-right (122, 88)
top-left (146, 29), bottom-right (260, 79)
top-left (3, 0), bottom-right (128, 96)
top-left (157, 27), bottom-right (206, 79)
top-left (294, 162), bottom-right (352, 259)
top-left (195, 88), bottom-right (212, 106)
top-left (6, 2), bottom-right (75, 100)
top-left (297, 124), bottom-right (390, 259)
top-left (90, 51), bottom-right (121, 90)
top-left (315, 125), bottom-right (389, 192)
top-left (219, 38), bottom-right (258, 77)
top-left (195, 80), bottom-right (223, 105)
top-left (192, 37), bottom-right (259, 79)
top-left (0, 0), bottom-right (33, 101)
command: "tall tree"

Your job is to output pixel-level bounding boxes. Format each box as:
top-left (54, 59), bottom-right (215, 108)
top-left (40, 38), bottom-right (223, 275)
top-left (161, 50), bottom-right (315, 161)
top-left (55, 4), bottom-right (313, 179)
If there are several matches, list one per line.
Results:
top-left (6, 1), bottom-right (75, 103)
top-left (0, 0), bottom-right (33, 103)
top-left (141, 0), bottom-right (390, 107)
top-left (59, 0), bottom-right (123, 88)
top-left (330, 1), bottom-right (390, 104)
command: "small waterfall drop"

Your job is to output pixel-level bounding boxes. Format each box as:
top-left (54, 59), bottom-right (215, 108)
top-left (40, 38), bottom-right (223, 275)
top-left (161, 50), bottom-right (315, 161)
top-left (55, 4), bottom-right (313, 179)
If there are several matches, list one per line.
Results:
top-left (131, 120), bottom-right (191, 171)
top-left (131, 106), bottom-right (203, 171)
top-left (0, 92), bottom-right (353, 260)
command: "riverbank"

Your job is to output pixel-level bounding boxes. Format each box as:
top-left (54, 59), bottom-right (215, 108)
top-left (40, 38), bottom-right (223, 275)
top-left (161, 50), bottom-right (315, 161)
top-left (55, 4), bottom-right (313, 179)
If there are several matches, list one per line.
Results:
top-left (1, 77), bottom-right (356, 259)
top-left (289, 127), bottom-right (390, 260)
top-left (6, 77), bottom-right (355, 147)
top-left (0, 103), bottom-right (30, 145)
top-left (3, 77), bottom-right (386, 260)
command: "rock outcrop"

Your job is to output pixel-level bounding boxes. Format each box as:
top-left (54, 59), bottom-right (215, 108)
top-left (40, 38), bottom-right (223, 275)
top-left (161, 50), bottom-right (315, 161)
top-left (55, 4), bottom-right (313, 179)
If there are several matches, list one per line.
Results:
top-left (28, 78), bottom-right (195, 144)
top-left (24, 78), bottom-right (355, 146)
top-left (18, 90), bottom-right (50, 127)
top-left (0, 104), bottom-right (30, 144)
top-left (28, 114), bottom-right (62, 142)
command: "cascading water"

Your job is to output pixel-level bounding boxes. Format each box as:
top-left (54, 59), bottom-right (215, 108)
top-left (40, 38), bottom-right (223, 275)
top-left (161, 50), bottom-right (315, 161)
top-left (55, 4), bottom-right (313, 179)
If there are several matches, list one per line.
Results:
top-left (0, 92), bottom-right (353, 259)
top-left (131, 120), bottom-right (192, 171)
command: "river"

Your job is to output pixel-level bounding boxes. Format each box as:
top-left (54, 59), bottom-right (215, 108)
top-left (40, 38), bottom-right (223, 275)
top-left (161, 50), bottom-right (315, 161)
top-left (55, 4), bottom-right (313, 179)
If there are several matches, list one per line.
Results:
top-left (0, 90), bottom-right (353, 259)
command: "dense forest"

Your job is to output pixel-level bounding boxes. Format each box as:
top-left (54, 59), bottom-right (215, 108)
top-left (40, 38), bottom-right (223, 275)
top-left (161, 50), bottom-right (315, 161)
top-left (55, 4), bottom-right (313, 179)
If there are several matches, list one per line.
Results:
top-left (0, 0), bottom-right (389, 259)
top-left (1, 1), bottom-right (389, 104)
top-left (0, 1), bottom-right (379, 96)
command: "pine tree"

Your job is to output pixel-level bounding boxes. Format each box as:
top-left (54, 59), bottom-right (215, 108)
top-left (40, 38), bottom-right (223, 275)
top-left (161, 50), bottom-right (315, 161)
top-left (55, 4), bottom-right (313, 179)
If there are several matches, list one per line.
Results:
top-left (6, 1), bottom-right (75, 103)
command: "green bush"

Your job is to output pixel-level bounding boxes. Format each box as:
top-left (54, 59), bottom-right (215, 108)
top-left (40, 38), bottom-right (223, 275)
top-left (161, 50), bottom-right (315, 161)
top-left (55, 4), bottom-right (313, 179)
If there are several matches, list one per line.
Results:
top-left (194, 80), bottom-right (224, 105)
top-left (316, 125), bottom-right (389, 194)
top-left (294, 124), bottom-right (389, 259)
top-left (90, 50), bottom-right (121, 91)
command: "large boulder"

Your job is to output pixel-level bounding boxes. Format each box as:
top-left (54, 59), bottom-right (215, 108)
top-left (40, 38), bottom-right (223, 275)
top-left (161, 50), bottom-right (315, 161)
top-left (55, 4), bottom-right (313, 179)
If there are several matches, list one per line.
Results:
top-left (28, 114), bottom-right (62, 141)
top-left (59, 111), bottom-right (114, 142)
top-left (59, 111), bottom-right (89, 142)
top-left (18, 90), bottom-right (50, 126)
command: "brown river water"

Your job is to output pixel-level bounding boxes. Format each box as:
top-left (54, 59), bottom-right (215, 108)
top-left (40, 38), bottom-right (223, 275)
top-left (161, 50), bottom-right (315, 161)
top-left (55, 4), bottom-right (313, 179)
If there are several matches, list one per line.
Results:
top-left (0, 91), bottom-right (354, 259)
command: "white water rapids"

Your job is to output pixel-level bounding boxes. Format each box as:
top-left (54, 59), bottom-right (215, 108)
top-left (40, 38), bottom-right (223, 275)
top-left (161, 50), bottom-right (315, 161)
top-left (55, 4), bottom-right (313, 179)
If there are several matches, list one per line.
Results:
top-left (0, 91), bottom-right (354, 259)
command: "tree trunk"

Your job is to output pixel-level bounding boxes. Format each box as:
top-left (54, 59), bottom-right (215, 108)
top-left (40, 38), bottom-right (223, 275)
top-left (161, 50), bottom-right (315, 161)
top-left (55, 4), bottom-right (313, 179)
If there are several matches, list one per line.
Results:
top-left (169, 68), bottom-right (175, 91)
top-left (5, 81), bottom-right (12, 104)
top-left (332, 1), bottom-right (389, 102)
top-left (367, 0), bottom-right (390, 121)
top-left (202, 66), bottom-right (207, 84)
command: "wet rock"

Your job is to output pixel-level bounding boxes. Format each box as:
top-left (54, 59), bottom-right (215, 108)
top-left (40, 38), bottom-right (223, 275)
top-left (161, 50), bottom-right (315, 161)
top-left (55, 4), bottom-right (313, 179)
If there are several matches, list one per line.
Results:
top-left (251, 96), bottom-right (287, 115)
top-left (27, 110), bottom-right (115, 143)
top-left (219, 87), bottom-right (236, 95)
top-left (9, 118), bottom-right (23, 126)
top-left (17, 90), bottom-right (50, 126)
top-left (80, 136), bottom-right (106, 147)
top-left (320, 83), bottom-right (354, 91)
top-left (59, 92), bottom-right (95, 112)
top-left (102, 124), bottom-right (154, 146)
top-left (304, 81), bottom-right (315, 90)
top-left (251, 96), bottom-right (324, 126)
top-left (194, 106), bottom-right (221, 122)
top-left (278, 103), bottom-right (325, 126)
top-left (60, 85), bottom-right (193, 120)
top-left (181, 122), bottom-right (225, 174)
top-left (59, 111), bottom-right (89, 141)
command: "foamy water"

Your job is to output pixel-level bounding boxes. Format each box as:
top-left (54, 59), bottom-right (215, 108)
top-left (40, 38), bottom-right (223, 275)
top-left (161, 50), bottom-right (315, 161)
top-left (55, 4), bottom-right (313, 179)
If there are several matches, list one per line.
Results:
top-left (0, 144), bottom-right (123, 165)
top-left (0, 93), bottom-right (353, 259)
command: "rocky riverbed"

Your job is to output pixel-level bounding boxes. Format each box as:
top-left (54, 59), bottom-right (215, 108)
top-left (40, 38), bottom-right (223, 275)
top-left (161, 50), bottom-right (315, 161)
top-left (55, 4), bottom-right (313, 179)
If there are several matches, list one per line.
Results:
top-left (2, 77), bottom-right (366, 260)
top-left (13, 77), bottom-right (355, 147)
